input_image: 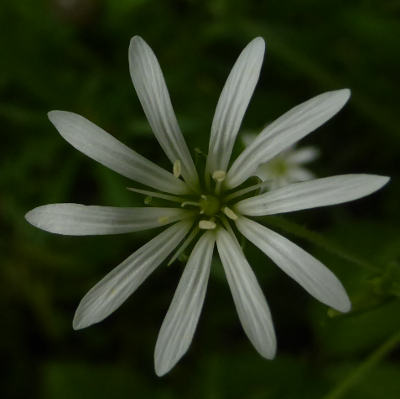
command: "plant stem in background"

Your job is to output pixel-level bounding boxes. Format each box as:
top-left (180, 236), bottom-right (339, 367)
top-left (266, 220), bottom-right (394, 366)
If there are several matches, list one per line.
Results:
top-left (322, 328), bottom-right (400, 399)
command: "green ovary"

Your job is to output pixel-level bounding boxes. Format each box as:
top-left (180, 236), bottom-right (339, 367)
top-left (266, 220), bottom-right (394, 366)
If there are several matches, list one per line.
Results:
top-left (270, 158), bottom-right (288, 176)
top-left (199, 195), bottom-right (221, 216)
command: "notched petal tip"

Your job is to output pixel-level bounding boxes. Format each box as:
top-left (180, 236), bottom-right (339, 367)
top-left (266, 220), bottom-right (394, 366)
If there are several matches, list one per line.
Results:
top-left (24, 209), bottom-right (36, 225)
top-left (154, 362), bottom-right (170, 378)
top-left (337, 87), bottom-right (351, 99)
top-left (326, 88), bottom-right (351, 108)
top-left (257, 334), bottom-right (277, 360)
top-left (48, 109), bottom-right (69, 122)
top-left (129, 35), bottom-right (153, 58)
top-left (48, 110), bottom-right (80, 131)
top-left (47, 110), bottom-right (61, 124)
top-left (24, 206), bottom-right (47, 230)
top-left (129, 35), bottom-right (145, 49)
top-left (72, 314), bottom-right (88, 331)
top-left (265, 326), bottom-right (278, 359)
top-left (331, 292), bottom-right (352, 314)
top-left (72, 320), bottom-right (82, 331)
top-left (131, 34), bottom-right (143, 41)
top-left (330, 88), bottom-right (351, 109)
top-left (264, 344), bottom-right (277, 360)
top-left (245, 36), bottom-right (266, 61)
top-left (250, 36), bottom-right (265, 49)
top-left (363, 174), bottom-right (391, 195)
top-left (73, 303), bottom-right (98, 331)
top-left (339, 298), bottom-right (352, 313)
top-left (322, 269), bottom-right (352, 314)
top-left (376, 175), bottom-right (391, 187)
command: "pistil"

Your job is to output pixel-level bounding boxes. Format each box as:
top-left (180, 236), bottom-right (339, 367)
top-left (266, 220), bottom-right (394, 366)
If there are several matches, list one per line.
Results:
top-left (199, 194), bottom-right (220, 216)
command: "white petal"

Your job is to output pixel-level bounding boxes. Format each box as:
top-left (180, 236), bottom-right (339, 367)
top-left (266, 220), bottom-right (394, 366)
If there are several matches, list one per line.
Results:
top-left (129, 36), bottom-right (199, 189)
top-left (236, 174), bottom-right (390, 216)
top-left (25, 204), bottom-right (191, 235)
top-left (254, 166), bottom-right (273, 183)
top-left (285, 146), bottom-right (319, 164)
top-left (73, 220), bottom-right (193, 329)
top-left (154, 231), bottom-right (215, 376)
top-left (206, 38), bottom-right (265, 174)
top-left (226, 89), bottom-right (351, 188)
top-left (286, 167), bottom-right (315, 182)
top-left (236, 217), bottom-right (351, 312)
top-left (241, 132), bottom-right (257, 147)
top-left (216, 228), bottom-right (276, 359)
top-left (48, 111), bottom-right (189, 195)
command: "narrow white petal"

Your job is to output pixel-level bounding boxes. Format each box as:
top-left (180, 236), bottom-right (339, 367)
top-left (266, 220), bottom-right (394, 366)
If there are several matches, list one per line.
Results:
top-left (241, 132), bottom-right (257, 147)
top-left (236, 174), bottom-right (390, 216)
top-left (25, 204), bottom-right (191, 235)
top-left (73, 220), bottom-right (193, 329)
top-left (154, 232), bottom-right (215, 376)
top-left (206, 38), bottom-right (265, 174)
top-left (285, 146), bottom-right (319, 164)
top-left (226, 89), bottom-right (351, 188)
top-left (286, 167), bottom-right (315, 182)
top-left (236, 217), bottom-right (351, 312)
top-left (129, 36), bottom-right (199, 189)
top-left (48, 111), bottom-right (189, 195)
top-left (253, 164), bottom-right (276, 182)
top-left (216, 228), bottom-right (276, 359)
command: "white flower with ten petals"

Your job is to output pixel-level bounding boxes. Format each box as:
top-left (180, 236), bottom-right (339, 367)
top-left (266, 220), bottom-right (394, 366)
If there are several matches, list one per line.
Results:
top-left (26, 36), bottom-right (389, 376)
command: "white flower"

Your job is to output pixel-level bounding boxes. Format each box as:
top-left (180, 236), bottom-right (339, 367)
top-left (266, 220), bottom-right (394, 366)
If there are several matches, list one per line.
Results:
top-left (242, 133), bottom-right (319, 190)
top-left (25, 36), bottom-right (389, 376)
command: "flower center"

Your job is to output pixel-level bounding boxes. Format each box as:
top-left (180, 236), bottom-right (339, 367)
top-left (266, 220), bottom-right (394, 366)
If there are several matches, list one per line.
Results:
top-left (199, 194), bottom-right (221, 216)
top-left (269, 157), bottom-right (288, 176)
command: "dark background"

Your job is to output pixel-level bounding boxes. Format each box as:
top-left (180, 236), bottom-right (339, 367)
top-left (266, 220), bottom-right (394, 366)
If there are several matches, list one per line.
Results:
top-left (1, 0), bottom-right (399, 398)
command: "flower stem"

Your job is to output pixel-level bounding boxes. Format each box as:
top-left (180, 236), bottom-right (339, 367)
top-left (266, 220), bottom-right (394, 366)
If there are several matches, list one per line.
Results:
top-left (321, 328), bottom-right (400, 399)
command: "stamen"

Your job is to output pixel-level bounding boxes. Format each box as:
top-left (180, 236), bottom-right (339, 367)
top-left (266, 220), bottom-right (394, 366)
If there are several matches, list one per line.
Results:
top-left (220, 215), bottom-right (245, 251)
top-left (127, 187), bottom-right (182, 203)
top-left (181, 201), bottom-right (200, 208)
top-left (223, 180), bottom-right (271, 202)
top-left (199, 220), bottom-right (217, 230)
top-left (212, 170), bottom-right (226, 183)
top-left (223, 206), bottom-right (238, 220)
top-left (220, 215), bottom-right (235, 236)
top-left (168, 227), bottom-right (199, 266)
top-left (212, 170), bottom-right (226, 195)
top-left (173, 160), bottom-right (182, 178)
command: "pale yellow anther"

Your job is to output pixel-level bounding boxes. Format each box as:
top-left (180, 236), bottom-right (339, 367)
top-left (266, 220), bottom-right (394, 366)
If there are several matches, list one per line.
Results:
top-left (199, 220), bottom-right (217, 230)
top-left (223, 206), bottom-right (238, 220)
top-left (212, 170), bottom-right (226, 183)
top-left (158, 216), bottom-right (170, 225)
top-left (173, 160), bottom-right (181, 178)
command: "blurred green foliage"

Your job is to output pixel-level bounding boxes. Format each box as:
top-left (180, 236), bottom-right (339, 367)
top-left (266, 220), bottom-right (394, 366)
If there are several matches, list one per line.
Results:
top-left (1, 0), bottom-right (399, 398)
